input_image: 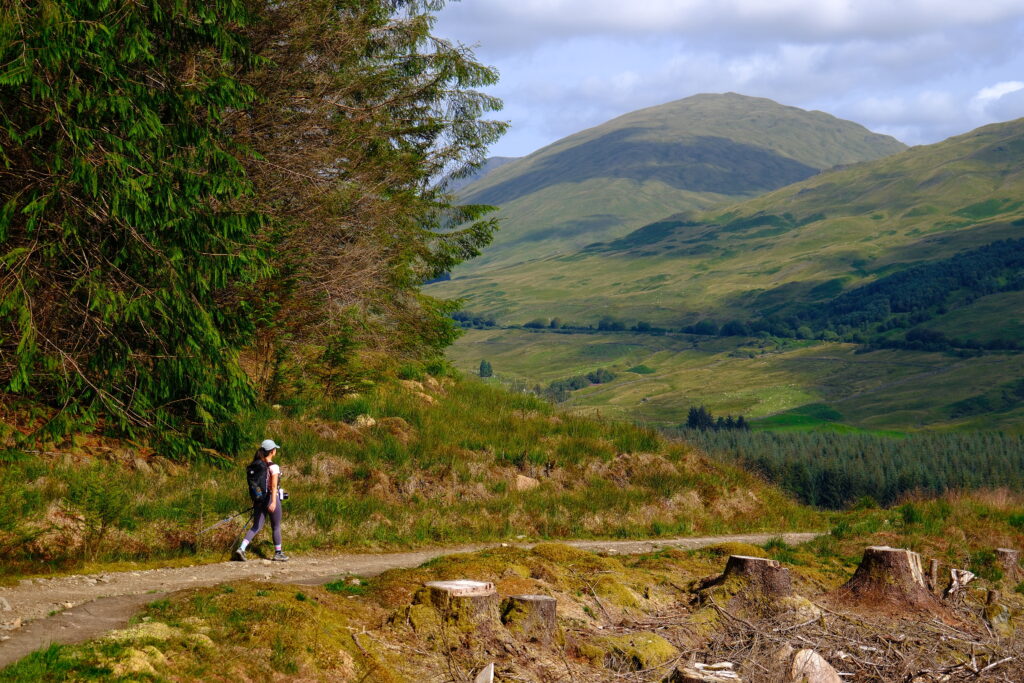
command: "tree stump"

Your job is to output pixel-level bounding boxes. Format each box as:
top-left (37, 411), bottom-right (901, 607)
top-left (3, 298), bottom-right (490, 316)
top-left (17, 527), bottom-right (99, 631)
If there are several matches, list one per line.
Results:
top-left (419, 580), bottom-right (499, 630)
top-left (720, 555), bottom-right (794, 598)
top-left (835, 546), bottom-right (944, 613)
top-left (996, 548), bottom-right (1022, 580)
top-left (928, 559), bottom-right (939, 593)
top-left (501, 594), bottom-right (557, 644)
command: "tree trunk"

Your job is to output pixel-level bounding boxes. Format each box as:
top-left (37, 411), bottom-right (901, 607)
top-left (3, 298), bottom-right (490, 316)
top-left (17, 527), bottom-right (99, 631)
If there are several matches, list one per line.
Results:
top-left (835, 546), bottom-right (946, 614)
top-left (421, 580), bottom-right (499, 629)
top-left (996, 548), bottom-right (1021, 580)
top-left (721, 555), bottom-right (794, 598)
top-left (501, 594), bottom-right (557, 644)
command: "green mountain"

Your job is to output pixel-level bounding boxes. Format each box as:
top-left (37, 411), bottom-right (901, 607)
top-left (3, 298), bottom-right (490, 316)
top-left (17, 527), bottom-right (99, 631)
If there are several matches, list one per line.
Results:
top-left (435, 117), bottom-right (1024, 330)
top-left (455, 92), bottom-right (905, 270)
top-left (436, 117), bottom-right (1024, 431)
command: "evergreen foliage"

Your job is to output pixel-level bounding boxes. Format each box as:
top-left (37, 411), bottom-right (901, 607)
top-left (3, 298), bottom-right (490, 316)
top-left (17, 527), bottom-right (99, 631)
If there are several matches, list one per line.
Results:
top-left (542, 368), bottom-right (616, 402)
top-left (0, 0), bottom-right (507, 454)
top-left (478, 359), bottom-right (493, 378)
top-left (451, 310), bottom-right (497, 329)
top-left (232, 0), bottom-right (507, 397)
top-left (683, 429), bottom-right (1024, 508)
top-left (767, 238), bottom-right (1024, 350)
top-left (0, 0), bottom-right (266, 456)
top-left (685, 406), bottom-right (748, 431)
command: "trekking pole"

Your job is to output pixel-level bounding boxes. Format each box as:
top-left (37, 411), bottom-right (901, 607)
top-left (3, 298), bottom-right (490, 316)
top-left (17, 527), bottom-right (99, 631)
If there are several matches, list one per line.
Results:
top-left (197, 508), bottom-right (253, 537)
top-left (224, 505), bottom-right (258, 560)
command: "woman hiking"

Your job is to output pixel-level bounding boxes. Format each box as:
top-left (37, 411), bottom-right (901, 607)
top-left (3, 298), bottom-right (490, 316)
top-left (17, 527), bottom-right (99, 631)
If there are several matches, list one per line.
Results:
top-left (233, 439), bottom-right (289, 562)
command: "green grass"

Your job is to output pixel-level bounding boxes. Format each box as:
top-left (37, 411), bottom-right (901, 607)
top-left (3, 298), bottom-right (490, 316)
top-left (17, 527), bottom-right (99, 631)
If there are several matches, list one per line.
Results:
top-left (445, 328), bottom-right (1024, 432)
top-left (0, 375), bottom-right (820, 578)
top-left (10, 490), bottom-right (1024, 681)
top-left (921, 290), bottom-right (1024, 346)
top-left (627, 364), bottom-right (656, 374)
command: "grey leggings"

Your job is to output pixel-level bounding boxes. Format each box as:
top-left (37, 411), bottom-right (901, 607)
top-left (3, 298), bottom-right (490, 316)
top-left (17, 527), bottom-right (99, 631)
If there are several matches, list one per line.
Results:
top-left (243, 499), bottom-right (282, 547)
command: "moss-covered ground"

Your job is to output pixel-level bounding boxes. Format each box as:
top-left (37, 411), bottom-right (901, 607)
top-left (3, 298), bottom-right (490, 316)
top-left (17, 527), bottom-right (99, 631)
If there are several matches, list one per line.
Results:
top-left (10, 497), bottom-right (1024, 681)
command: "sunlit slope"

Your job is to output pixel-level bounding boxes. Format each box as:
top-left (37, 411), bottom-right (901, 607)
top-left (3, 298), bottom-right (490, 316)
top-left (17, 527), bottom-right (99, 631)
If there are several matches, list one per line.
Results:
top-left (447, 328), bottom-right (1024, 432)
top-left (448, 93), bottom-right (905, 271)
top-left (436, 117), bottom-right (1024, 326)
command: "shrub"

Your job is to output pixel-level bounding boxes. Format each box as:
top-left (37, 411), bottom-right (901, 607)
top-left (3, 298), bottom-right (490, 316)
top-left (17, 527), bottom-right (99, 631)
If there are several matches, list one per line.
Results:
top-left (396, 364), bottom-right (424, 381)
top-left (899, 503), bottom-right (923, 526)
top-left (319, 396), bottom-right (372, 423)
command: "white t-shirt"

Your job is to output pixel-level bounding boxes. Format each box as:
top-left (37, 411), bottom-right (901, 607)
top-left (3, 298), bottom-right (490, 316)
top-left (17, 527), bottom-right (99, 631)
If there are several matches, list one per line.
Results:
top-left (268, 463), bottom-right (283, 500)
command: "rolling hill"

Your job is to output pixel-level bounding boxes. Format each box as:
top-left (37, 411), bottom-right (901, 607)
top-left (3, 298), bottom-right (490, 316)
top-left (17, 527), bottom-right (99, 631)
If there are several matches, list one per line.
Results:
top-left (451, 92), bottom-right (905, 271)
top-left (434, 117), bottom-right (1024, 331)
top-left (434, 116), bottom-right (1024, 431)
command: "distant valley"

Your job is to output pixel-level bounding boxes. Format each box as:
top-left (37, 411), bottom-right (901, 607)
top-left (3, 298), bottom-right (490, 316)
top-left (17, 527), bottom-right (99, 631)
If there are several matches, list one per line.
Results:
top-left (430, 94), bottom-right (1024, 431)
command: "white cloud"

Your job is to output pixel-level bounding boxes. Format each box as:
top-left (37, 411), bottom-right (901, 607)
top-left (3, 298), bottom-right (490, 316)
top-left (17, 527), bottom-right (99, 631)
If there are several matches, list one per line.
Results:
top-left (970, 81), bottom-right (1024, 123)
top-left (435, 0), bottom-right (1024, 155)
top-left (440, 0), bottom-right (1024, 51)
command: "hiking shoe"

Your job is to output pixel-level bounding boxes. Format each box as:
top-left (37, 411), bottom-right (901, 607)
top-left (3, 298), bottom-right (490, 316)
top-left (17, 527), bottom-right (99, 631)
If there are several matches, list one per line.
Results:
top-left (232, 548), bottom-right (246, 562)
top-left (272, 551), bottom-right (290, 562)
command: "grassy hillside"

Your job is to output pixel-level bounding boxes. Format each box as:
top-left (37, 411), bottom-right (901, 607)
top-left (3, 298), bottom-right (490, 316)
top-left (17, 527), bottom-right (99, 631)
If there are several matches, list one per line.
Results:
top-left (0, 373), bottom-right (818, 578)
top-left (433, 118), bottom-right (1024, 329)
top-left (441, 93), bottom-right (905, 272)
top-left (445, 328), bottom-right (1024, 432)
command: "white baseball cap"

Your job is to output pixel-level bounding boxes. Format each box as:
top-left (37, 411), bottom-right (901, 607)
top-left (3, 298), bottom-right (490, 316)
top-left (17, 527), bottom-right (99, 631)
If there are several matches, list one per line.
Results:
top-left (261, 439), bottom-right (280, 451)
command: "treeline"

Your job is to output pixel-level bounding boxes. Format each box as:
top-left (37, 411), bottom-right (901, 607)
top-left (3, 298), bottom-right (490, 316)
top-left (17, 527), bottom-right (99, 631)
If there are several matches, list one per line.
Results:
top-left (676, 429), bottom-right (1024, 508)
top-left (752, 238), bottom-right (1024, 351)
top-left (541, 369), bottom-right (616, 403)
top-left (462, 237), bottom-right (1024, 353)
top-left (452, 311), bottom-right (499, 329)
top-left (684, 406), bottom-right (749, 431)
top-left (0, 1), bottom-right (505, 456)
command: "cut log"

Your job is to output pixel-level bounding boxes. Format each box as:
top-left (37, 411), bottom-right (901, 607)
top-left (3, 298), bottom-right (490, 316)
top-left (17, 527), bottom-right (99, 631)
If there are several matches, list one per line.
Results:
top-left (719, 555), bottom-right (793, 598)
top-left (669, 662), bottom-right (742, 682)
top-left (835, 546), bottom-right (945, 613)
top-left (501, 594), bottom-right (557, 644)
top-left (928, 559), bottom-right (939, 593)
top-left (420, 580), bottom-right (499, 629)
top-left (943, 569), bottom-right (975, 602)
top-left (996, 548), bottom-right (1022, 580)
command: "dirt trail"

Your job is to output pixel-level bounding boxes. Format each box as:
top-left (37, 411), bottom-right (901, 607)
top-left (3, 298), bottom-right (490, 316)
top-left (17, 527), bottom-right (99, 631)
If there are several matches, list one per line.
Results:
top-left (0, 532), bottom-right (819, 668)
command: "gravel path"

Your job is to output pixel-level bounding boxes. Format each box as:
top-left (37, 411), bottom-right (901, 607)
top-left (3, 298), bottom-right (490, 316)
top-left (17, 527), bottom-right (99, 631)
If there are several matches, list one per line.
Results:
top-left (0, 531), bottom-right (820, 668)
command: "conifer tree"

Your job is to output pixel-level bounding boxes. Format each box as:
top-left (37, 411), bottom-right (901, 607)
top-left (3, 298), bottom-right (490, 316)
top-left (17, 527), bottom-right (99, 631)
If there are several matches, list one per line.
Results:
top-left (232, 0), bottom-right (507, 395)
top-left (0, 1), bottom-right (266, 456)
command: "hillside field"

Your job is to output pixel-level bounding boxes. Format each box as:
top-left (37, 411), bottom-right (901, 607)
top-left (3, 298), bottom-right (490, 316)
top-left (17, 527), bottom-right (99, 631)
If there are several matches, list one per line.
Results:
top-left (446, 328), bottom-right (1024, 432)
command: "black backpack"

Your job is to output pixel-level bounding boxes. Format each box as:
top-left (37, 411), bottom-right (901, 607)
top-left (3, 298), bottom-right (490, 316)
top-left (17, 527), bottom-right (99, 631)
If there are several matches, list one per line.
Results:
top-left (246, 457), bottom-right (269, 504)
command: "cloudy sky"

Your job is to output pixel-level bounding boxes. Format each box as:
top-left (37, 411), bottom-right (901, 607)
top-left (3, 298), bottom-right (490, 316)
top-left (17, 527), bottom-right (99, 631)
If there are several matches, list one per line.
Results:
top-left (435, 0), bottom-right (1024, 158)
